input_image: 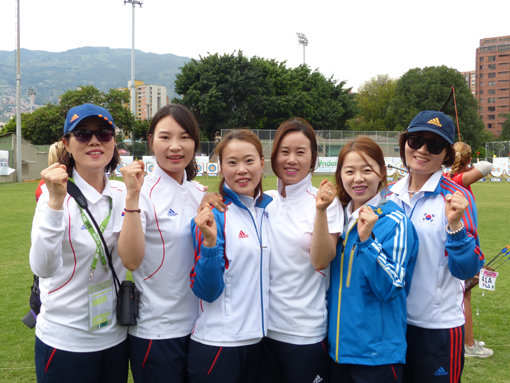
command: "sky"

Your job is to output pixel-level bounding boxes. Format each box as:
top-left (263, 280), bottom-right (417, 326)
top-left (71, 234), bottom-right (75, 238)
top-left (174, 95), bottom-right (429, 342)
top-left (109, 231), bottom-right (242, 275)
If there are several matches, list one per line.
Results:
top-left (1, 0), bottom-right (509, 92)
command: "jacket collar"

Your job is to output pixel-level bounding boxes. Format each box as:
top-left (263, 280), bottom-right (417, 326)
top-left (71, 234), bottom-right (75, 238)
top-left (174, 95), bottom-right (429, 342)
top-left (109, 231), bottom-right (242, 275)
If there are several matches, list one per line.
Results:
top-left (223, 183), bottom-right (273, 210)
top-left (277, 173), bottom-right (312, 199)
top-left (72, 169), bottom-right (111, 204)
top-left (153, 159), bottom-right (188, 186)
top-left (390, 169), bottom-right (443, 196)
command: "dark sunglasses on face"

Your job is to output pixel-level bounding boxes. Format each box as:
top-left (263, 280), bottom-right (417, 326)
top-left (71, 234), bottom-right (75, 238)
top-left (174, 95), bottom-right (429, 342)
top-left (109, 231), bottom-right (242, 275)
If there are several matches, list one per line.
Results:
top-left (406, 134), bottom-right (447, 155)
top-left (72, 128), bottom-right (114, 143)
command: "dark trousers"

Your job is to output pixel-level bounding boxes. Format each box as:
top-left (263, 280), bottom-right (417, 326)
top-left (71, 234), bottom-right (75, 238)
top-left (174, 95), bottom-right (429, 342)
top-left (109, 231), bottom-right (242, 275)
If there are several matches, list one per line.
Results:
top-left (260, 337), bottom-right (330, 383)
top-left (129, 334), bottom-right (189, 383)
top-left (404, 325), bottom-right (465, 383)
top-left (330, 362), bottom-right (403, 383)
top-left (187, 339), bottom-right (262, 383)
top-left (35, 336), bottom-right (128, 383)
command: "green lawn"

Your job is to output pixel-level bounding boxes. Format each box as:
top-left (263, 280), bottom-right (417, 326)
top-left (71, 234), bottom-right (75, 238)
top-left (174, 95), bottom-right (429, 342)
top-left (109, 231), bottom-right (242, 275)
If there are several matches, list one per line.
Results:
top-left (0, 179), bottom-right (508, 382)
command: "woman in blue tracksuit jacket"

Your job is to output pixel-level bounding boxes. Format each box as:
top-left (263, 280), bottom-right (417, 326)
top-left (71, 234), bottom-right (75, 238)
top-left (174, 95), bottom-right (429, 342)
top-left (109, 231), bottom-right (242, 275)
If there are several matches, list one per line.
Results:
top-left (188, 129), bottom-right (272, 383)
top-left (312, 136), bottom-right (418, 383)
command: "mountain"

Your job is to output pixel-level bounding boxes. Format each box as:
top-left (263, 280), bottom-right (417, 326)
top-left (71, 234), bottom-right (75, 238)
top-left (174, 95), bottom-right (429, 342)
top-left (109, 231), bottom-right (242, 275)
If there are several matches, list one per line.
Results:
top-left (0, 47), bottom-right (191, 106)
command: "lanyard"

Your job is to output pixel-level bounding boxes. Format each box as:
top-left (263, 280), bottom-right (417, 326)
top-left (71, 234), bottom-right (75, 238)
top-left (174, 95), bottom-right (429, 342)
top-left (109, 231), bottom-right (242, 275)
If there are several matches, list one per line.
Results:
top-left (75, 194), bottom-right (112, 279)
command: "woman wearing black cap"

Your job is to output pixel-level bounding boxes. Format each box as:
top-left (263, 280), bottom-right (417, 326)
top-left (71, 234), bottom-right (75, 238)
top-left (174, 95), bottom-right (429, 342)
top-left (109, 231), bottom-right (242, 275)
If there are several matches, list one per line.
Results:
top-left (29, 104), bottom-right (129, 382)
top-left (385, 110), bottom-right (484, 383)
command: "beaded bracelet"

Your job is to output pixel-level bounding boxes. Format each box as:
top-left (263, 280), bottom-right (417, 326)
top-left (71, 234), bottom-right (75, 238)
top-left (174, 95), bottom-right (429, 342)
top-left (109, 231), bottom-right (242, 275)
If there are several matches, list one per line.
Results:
top-left (446, 220), bottom-right (464, 235)
top-left (124, 209), bottom-right (141, 213)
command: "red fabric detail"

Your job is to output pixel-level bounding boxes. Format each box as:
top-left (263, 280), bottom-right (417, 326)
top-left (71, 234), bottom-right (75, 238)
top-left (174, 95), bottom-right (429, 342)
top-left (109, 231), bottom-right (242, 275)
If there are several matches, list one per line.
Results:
top-left (49, 196), bottom-right (77, 294)
top-left (45, 348), bottom-right (56, 372)
top-left (207, 347), bottom-right (223, 375)
top-left (35, 179), bottom-right (45, 201)
top-left (144, 178), bottom-right (165, 281)
top-left (142, 339), bottom-right (152, 368)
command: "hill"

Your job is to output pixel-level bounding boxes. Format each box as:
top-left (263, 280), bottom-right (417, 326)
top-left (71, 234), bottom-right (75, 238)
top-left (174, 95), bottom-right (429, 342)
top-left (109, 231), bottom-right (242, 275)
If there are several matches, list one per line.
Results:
top-left (0, 46), bottom-right (190, 106)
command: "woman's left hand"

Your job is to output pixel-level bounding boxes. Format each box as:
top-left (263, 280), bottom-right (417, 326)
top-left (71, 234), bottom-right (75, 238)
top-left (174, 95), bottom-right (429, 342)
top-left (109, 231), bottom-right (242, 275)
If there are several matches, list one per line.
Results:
top-left (199, 192), bottom-right (226, 213)
top-left (358, 205), bottom-right (378, 242)
top-left (445, 191), bottom-right (468, 231)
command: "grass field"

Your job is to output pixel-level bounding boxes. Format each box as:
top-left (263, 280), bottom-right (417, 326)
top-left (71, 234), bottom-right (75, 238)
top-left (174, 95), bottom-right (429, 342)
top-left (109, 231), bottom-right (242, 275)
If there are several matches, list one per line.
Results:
top-left (0, 177), bottom-right (509, 382)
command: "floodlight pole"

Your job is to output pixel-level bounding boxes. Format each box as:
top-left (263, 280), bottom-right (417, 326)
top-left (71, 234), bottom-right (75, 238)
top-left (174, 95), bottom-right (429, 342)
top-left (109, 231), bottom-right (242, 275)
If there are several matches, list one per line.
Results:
top-left (296, 32), bottom-right (308, 65)
top-left (15, 0), bottom-right (22, 182)
top-left (124, 0), bottom-right (142, 156)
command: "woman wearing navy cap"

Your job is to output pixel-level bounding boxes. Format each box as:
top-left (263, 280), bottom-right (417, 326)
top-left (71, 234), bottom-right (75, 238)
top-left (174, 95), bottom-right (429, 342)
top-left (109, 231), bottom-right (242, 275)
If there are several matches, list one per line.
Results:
top-left (30, 103), bottom-right (129, 382)
top-left (385, 110), bottom-right (485, 383)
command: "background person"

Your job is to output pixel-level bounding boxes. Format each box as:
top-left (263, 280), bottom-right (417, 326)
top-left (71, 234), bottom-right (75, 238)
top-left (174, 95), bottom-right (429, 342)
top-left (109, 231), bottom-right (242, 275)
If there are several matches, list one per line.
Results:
top-left (313, 136), bottom-right (418, 383)
top-left (386, 110), bottom-right (485, 383)
top-left (448, 141), bottom-right (493, 358)
top-left (35, 141), bottom-right (65, 202)
top-left (118, 104), bottom-right (224, 383)
top-left (29, 103), bottom-right (128, 383)
top-left (188, 129), bottom-right (272, 383)
top-left (261, 117), bottom-right (343, 383)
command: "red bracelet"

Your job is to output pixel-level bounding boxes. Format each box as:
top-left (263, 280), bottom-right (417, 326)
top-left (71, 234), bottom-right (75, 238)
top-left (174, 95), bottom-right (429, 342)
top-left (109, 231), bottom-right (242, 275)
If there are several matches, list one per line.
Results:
top-left (124, 209), bottom-right (141, 213)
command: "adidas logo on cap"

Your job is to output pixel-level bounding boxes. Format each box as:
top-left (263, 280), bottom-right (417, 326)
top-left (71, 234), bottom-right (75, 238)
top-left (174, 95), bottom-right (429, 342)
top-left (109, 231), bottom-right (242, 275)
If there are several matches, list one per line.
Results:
top-left (427, 117), bottom-right (442, 127)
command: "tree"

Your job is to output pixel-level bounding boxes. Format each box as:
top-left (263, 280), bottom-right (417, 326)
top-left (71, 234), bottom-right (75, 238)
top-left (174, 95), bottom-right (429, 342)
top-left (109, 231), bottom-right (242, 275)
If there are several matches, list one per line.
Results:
top-left (347, 74), bottom-right (397, 131)
top-left (389, 66), bottom-right (490, 148)
top-left (0, 86), bottom-right (134, 144)
top-left (173, 51), bottom-right (356, 139)
top-left (500, 114), bottom-right (510, 140)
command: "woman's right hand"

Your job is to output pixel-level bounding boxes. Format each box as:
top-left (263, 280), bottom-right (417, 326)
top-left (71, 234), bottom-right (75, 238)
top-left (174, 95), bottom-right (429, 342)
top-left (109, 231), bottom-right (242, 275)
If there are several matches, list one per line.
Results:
top-left (195, 205), bottom-right (217, 247)
top-left (317, 179), bottom-right (336, 211)
top-left (121, 160), bottom-right (145, 193)
top-left (41, 163), bottom-right (68, 210)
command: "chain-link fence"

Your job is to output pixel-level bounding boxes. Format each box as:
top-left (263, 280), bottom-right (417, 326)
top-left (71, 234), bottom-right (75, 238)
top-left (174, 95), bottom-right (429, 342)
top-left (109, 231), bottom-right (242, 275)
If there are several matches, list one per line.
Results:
top-left (485, 141), bottom-right (510, 159)
top-left (221, 129), bottom-right (402, 158)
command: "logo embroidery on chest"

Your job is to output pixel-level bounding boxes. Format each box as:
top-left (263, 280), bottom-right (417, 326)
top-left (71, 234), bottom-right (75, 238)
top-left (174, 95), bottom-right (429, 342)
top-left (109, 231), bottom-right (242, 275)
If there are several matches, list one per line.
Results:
top-left (238, 230), bottom-right (249, 239)
top-left (422, 212), bottom-right (435, 223)
top-left (167, 209), bottom-right (178, 217)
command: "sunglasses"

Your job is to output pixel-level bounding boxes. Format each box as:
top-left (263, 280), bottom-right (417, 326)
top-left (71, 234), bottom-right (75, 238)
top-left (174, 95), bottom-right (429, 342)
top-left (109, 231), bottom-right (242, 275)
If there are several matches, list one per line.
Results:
top-left (72, 128), bottom-right (114, 143)
top-left (406, 134), bottom-right (447, 155)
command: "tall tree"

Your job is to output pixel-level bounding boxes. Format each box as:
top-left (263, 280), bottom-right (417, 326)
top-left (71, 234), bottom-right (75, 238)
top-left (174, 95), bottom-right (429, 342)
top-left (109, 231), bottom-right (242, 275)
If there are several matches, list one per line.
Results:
top-left (174, 51), bottom-right (356, 139)
top-left (347, 74), bottom-right (397, 131)
top-left (389, 66), bottom-right (490, 148)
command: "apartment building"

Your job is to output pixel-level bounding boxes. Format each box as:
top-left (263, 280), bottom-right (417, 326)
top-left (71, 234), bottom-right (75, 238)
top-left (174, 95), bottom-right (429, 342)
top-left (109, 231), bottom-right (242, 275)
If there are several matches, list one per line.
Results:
top-left (475, 35), bottom-right (510, 137)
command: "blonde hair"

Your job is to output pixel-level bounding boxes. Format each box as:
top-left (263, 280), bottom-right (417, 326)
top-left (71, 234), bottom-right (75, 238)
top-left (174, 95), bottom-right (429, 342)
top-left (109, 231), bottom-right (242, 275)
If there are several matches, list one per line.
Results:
top-left (48, 141), bottom-right (65, 166)
top-left (451, 142), bottom-right (472, 175)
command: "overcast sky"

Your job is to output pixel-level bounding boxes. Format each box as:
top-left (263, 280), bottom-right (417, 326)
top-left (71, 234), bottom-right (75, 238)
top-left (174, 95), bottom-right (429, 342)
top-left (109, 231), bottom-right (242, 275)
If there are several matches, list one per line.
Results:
top-left (1, 0), bottom-right (509, 91)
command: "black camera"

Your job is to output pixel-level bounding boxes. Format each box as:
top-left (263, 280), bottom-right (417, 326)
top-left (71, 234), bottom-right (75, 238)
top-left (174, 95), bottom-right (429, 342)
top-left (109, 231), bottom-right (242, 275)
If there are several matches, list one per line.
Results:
top-left (22, 275), bottom-right (41, 329)
top-left (116, 280), bottom-right (140, 326)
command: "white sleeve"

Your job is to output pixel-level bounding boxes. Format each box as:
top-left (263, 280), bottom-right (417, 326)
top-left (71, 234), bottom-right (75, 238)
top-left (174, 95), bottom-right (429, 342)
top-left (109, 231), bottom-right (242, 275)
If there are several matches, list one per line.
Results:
top-left (326, 197), bottom-right (344, 236)
top-left (473, 161), bottom-right (493, 177)
top-left (29, 192), bottom-right (66, 278)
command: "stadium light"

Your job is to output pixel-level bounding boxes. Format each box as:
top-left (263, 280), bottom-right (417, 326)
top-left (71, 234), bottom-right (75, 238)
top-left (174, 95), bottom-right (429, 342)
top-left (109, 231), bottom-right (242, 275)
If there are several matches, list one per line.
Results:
top-left (296, 32), bottom-right (308, 65)
top-left (124, 0), bottom-right (143, 155)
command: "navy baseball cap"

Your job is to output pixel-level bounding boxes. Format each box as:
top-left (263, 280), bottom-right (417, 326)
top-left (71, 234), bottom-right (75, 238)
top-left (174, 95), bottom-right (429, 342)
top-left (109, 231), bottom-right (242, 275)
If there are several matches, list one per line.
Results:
top-left (407, 110), bottom-right (455, 144)
top-left (64, 103), bottom-right (115, 135)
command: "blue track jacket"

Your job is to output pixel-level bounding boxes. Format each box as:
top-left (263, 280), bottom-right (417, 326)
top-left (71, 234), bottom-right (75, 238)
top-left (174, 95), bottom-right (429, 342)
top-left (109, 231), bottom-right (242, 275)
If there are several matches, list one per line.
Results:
top-left (328, 199), bottom-right (418, 365)
top-left (189, 186), bottom-right (273, 345)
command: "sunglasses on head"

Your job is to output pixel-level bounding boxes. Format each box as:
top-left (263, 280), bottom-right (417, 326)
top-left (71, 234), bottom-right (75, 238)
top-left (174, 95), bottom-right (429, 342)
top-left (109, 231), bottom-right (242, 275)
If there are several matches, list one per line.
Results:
top-left (406, 134), bottom-right (447, 155)
top-left (72, 128), bottom-right (114, 143)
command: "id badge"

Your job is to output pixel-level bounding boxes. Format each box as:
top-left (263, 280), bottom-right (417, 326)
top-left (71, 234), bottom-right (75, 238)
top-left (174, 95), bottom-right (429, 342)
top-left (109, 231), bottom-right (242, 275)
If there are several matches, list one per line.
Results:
top-left (88, 279), bottom-right (113, 331)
